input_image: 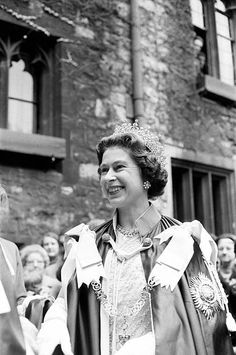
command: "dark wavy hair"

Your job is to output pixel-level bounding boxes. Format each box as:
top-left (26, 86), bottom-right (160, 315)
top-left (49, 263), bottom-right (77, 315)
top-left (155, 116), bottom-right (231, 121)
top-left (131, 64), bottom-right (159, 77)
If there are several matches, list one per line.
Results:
top-left (96, 132), bottom-right (168, 199)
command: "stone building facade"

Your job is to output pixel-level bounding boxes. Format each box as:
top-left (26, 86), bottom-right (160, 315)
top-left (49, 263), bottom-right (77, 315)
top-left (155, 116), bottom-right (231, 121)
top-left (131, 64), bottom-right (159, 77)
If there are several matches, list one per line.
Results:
top-left (0, 0), bottom-right (235, 245)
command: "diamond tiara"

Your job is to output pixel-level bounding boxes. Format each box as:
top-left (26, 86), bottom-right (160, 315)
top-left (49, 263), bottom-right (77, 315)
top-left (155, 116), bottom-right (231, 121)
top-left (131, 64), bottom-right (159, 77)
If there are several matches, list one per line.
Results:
top-left (113, 121), bottom-right (166, 168)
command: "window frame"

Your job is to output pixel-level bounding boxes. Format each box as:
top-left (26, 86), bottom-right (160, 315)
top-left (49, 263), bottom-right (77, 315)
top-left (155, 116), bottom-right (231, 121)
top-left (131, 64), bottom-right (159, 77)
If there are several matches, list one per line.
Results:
top-left (0, 18), bottom-right (65, 160)
top-left (171, 158), bottom-right (233, 234)
top-left (191, 0), bottom-right (236, 104)
top-left (161, 144), bottom-right (236, 235)
top-left (203, 0), bottom-right (220, 79)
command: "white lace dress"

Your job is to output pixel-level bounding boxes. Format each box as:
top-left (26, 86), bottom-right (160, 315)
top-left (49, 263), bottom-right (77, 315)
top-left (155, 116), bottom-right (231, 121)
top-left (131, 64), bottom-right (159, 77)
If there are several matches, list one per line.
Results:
top-left (103, 229), bottom-right (152, 354)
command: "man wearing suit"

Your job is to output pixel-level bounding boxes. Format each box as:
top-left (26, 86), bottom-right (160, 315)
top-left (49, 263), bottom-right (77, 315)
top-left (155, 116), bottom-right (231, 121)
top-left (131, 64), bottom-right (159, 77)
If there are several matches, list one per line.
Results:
top-left (0, 236), bottom-right (27, 355)
top-left (0, 186), bottom-right (37, 355)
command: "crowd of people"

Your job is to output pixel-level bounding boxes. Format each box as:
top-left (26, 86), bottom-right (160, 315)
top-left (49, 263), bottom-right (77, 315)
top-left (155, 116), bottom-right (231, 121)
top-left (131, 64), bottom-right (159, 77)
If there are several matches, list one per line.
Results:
top-left (1, 121), bottom-right (236, 355)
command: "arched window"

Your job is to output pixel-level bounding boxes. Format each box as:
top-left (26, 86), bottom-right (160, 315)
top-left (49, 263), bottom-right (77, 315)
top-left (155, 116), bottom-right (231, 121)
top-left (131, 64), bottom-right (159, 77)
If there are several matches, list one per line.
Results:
top-left (0, 20), bottom-right (61, 137)
top-left (190, 0), bottom-right (205, 29)
top-left (8, 59), bottom-right (36, 133)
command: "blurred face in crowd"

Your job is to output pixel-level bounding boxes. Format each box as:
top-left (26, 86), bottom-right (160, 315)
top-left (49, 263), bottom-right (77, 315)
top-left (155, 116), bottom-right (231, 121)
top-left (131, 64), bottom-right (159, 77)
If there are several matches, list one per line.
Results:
top-left (25, 252), bottom-right (45, 272)
top-left (0, 187), bottom-right (9, 233)
top-left (218, 238), bottom-right (235, 264)
top-left (43, 236), bottom-right (59, 259)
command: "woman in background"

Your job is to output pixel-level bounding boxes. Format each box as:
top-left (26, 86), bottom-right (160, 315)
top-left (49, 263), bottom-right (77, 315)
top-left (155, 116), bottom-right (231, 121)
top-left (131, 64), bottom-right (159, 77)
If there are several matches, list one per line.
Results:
top-left (42, 232), bottom-right (64, 280)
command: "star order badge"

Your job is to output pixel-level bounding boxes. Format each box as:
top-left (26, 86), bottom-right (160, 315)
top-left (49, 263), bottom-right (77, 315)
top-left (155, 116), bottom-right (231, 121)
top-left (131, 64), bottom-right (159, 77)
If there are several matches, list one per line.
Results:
top-left (189, 272), bottom-right (222, 320)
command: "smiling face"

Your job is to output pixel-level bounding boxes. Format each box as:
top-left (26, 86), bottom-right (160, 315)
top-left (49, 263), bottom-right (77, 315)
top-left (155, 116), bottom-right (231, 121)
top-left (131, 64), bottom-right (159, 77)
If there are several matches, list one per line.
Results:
top-left (99, 146), bottom-right (148, 210)
top-left (218, 238), bottom-right (235, 264)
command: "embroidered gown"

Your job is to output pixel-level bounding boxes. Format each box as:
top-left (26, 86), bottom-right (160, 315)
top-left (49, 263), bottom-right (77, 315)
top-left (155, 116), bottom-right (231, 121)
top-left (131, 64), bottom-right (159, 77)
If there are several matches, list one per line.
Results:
top-left (63, 204), bottom-right (234, 355)
top-left (105, 227), bottom-right (152, 354)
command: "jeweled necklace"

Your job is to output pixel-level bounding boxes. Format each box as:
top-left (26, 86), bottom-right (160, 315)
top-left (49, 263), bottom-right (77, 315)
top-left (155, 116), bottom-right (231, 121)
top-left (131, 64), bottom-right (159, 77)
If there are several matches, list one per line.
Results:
top-left (91, 280), bottom-right (153, 317)
top-left (116, 224), bottom-right (140, 239)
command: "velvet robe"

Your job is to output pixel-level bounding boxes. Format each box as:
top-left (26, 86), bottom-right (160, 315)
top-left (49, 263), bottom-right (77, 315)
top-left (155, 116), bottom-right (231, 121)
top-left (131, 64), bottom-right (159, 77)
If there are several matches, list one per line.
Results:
top-left (59, 216), bottom-right (234, 355)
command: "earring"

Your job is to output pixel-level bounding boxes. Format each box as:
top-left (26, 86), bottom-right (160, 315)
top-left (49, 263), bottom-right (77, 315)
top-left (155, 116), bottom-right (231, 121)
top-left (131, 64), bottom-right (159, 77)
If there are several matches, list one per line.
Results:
top-left (143, 181), bottom-right (151, 190)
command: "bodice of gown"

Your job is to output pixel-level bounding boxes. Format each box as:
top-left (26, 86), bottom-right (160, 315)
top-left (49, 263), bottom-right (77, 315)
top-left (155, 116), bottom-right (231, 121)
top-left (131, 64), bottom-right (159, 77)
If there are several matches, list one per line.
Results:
top-left (103, 230), bottom-right (152, 354)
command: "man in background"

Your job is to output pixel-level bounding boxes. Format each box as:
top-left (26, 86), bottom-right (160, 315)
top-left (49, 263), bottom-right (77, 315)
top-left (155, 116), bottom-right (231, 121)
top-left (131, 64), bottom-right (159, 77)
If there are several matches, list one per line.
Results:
top-left (0, 185), bottom-right (37, 355)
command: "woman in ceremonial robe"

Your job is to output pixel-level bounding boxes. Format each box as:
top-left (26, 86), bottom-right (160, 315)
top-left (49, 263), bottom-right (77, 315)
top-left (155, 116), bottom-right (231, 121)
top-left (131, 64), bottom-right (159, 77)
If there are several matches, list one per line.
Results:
top-left (38, 121), bottom-right (234, 355)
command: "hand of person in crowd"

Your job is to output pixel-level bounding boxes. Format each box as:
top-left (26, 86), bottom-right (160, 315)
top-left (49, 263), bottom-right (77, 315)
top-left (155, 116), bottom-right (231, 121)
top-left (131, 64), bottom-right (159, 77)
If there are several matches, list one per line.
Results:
top-left (229, 278), bottom-right (236, 295)
top-left (19, 316), bottom-right (38, 355)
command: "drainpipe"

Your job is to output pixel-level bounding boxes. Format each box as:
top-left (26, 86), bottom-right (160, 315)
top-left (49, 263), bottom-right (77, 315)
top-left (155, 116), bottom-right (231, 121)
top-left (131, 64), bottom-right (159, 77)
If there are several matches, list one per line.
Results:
top-left (130, 0), bottom-right (145, 126)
